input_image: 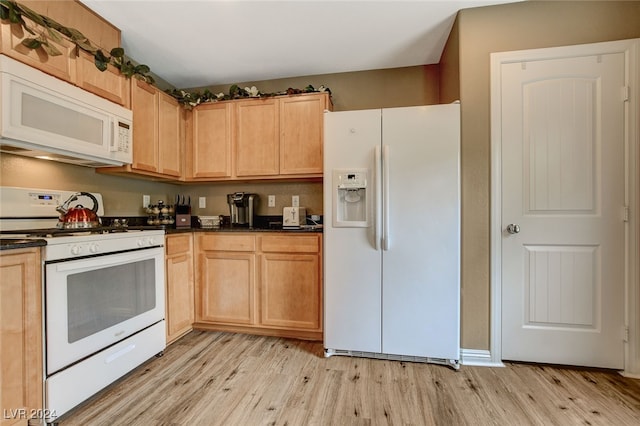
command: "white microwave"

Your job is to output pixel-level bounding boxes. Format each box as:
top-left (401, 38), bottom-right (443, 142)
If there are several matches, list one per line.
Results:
top-left (0, 55), bottom-right (133, 167)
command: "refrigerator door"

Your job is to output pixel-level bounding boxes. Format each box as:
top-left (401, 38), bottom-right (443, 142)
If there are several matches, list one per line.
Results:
top-left (381, 105), bottom-right (460, 359)
top-left (324, 109), bottom-right (383, 353)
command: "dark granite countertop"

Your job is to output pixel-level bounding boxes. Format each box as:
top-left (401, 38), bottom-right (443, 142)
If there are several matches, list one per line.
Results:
top-left (166, 226), bottom-right (323, 234)
top-left (0, 238), bottom-right (47, 251)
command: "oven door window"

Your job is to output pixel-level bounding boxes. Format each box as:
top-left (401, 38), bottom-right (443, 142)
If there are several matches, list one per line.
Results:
top-left (46, 247), bottom-right (165, 374)
top-left (67, 259), bottom-right (156, 343)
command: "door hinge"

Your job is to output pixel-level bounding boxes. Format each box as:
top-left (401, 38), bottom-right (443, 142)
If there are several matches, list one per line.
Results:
top-left (622, 86), bottom-right (630, 102)
top-left (624, 326), bottom-right (629, 343)
top-left (623, 206), bottom-right (630, 222)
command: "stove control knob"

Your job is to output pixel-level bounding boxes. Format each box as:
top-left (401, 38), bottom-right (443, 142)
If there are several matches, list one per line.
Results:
top-left (89, 244), bottom-right (99, 254)
top-left (148, 237), bottom-right (156, 246)
top-left (70, 245), bottom-right (82, 255)
top-left (137, 239), bottom-right (146, 247)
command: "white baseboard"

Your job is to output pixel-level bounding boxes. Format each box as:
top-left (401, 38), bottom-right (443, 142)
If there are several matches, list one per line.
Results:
top-left (461, 348), bottom-right (505, 367)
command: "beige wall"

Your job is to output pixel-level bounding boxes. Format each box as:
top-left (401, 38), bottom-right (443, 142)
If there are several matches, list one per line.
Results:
top-left (189, 65), bottom-right (440, 112)
top-left (447, 0), bottom-right (640, 350)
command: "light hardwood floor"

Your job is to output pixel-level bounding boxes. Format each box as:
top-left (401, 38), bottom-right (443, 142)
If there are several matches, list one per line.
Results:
top-left (58, 331), bottom-right (640, 425)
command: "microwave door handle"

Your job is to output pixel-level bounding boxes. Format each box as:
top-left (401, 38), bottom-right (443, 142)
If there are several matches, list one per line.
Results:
top-left (109, 117), bottom-right (118, 152)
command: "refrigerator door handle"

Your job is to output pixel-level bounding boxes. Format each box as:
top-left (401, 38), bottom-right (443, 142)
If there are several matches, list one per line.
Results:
top-left (374, 145), bottom-right (382, 250)
top-left (382, 144), bottom-right (390, 251)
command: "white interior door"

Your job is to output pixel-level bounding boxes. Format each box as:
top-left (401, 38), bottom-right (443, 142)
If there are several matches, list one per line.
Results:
top-left (500, 49), bottom-right (627, 368)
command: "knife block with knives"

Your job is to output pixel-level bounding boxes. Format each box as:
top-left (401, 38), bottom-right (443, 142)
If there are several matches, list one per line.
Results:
top-left (175, 195), bottom-right (191, 228)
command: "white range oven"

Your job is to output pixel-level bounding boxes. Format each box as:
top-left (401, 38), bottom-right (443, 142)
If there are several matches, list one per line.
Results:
top-left (0, 187), bottom-right (166, 422)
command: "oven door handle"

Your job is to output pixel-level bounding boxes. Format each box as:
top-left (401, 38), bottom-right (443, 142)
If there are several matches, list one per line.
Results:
top-left (49, 247), bottom-right (163, 272)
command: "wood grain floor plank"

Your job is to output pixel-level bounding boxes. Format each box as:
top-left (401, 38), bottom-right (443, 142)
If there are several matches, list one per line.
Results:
top-left (57, 331), bottom-right (640, 426)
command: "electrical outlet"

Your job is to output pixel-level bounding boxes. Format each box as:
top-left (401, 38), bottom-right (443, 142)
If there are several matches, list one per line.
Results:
top-left (268, 195), bottom-right (275, 207)
top-left (199, 197), bottom-right (206, 208)
top-left (292, 195), bottom-right (299, 207)
top-left (143, 194), bottom-right (150, 208)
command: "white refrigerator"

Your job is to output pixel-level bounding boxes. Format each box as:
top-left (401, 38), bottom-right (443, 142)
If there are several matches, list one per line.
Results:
top-left (323, 104), bottom-right (460, 368)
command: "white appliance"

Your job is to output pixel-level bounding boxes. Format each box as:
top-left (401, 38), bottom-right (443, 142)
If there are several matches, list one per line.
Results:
top-left (0, 187), bottom-right (165, 421)
top-left (283, 206), bottom-right (306, 229)
top-left (0, 55), bottom-right (133, 167)
top-left (323, 104), bottom-right (461, 369)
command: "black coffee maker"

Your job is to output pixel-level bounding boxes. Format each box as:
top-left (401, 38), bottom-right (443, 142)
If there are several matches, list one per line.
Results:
top-left (227, 192), bottom-right (258, 228)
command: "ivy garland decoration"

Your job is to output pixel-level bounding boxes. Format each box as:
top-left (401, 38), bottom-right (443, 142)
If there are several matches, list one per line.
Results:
top-left (0, 0), bottom-right (331, 107)
top-left (167, 84), bottom-right (332, 109)
top-left (0, 0), bottom-right (154, 82)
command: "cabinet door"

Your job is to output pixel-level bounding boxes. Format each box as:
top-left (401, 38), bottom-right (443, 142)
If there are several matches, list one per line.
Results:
top-left (131, 79), bottom-right (159, 172)
top-left (158, 92), bottom-right (182, 177)
top-left (279, 94), bottom-right (326, 175)
top-left (76, 50), bottom-right (131, 107)
top-left (165, 235), bottom-right (194, 344)
top-left (197, 251), bottom-right (255, 325)
top-left (188, 103), bottom-right (233, 178)
top-left (235, 99), bottom-right (279, 177)
top-left (0, 22), bottom-right (76, 83)
top-left (0, 249), bottom-right (43, 424)
top-left (261, 253), bottom-right (321, 330)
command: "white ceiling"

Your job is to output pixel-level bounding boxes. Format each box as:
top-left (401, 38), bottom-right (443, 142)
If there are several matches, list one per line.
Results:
top-left (80, 0), bottom-right (518, 90)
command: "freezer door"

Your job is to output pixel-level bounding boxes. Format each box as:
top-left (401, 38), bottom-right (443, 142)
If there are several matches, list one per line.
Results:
top-left (381, 104), bottom-right (460, 359)
top-left (323, 109), bottom-right (383, 353)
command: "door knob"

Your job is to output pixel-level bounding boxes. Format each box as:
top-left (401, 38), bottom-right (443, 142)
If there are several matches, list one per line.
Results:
top-left (506, 224), bottom-right (520, 234)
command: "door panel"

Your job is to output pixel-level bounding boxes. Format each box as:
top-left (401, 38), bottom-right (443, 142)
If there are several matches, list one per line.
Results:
top-left (381, 105), bottom-right (460, 359)
top-left (501, 52), bottom-right (625, 368)
top-left (323, 109), bottom-right (382, 353)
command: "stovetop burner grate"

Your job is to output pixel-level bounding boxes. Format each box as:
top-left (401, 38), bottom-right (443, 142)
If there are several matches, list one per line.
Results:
top-left (1, 225), bottom-right (164, 238)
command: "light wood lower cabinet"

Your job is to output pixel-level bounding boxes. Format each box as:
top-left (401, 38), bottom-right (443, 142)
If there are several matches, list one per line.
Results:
top-left (194, 233), bottom-right (322, 340)
top-left (165, 234), bottom-right (194, 344)
top-left (0, 248), bottom-right (43, 426)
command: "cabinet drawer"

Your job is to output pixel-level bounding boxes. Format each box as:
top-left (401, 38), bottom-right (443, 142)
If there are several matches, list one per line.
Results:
top-left (199, 234), bottom-right (255, 252)
top-left (166, 234), bottom-right (192, 256)
top-left (261, 235), bottom-right (319, 253)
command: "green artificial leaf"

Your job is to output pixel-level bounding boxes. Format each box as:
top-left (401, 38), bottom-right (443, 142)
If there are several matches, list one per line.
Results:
top-left (16, 3), bottom-right (46, 27)
top-left (42, 15), bottom-right (64, 32)
top-left (119, 61), bottom-right (134, 77)
top-left (94, 58), bottom-right (108, 72)
top-left (94, 49), bottom-right (108, 71)
top-left (45, 27), bottom-right (63, 43)
top-left (8, 2), bottom-right (20, 23)
top-left (76, 40), bottom-right (97, 54)
top-left (134, 64), bottom-right (150, 74)
top-left (41, 40), bottom-right (62, 56)
top-left (20, 37), bottom-right (41, 49)
top-left (66, 27), bottom-right (86, 42)
top-left (0, 3), bottom-right (10, 20)
top-left (110, 47), bottom-right (124, 58)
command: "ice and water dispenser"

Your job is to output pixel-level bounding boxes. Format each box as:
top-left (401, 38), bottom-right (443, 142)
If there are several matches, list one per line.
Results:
top-left (332, 169), bottom-right (369, 227)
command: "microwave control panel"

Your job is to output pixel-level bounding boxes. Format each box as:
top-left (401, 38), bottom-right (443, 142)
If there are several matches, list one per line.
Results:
top-left (117, 121), bottom-right (131, 153)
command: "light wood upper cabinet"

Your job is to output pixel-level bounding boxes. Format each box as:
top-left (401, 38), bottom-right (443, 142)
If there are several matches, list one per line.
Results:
top-left (0, 248), bottom-right (43, 426)
top-left (235, 99), bottom-right (279, 177)
top-left (279, 95), bottom-right (327, 175)
top-left (126, 80), bottom-right (182, 178)
top-left (157, 92), bottom-right (182, 177)
top-left (165, 234), bottom-right (194, 344)
top-left (186, 92), bottom-right (330, 182)
top-left (186, 103), bottom-right (233, 179)
top-left (131, 79), bottom-right (159, 173)
top-left (75, 50), bottom-right (131, 108)
top-left (0, 22), bottom-right (76, 82)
